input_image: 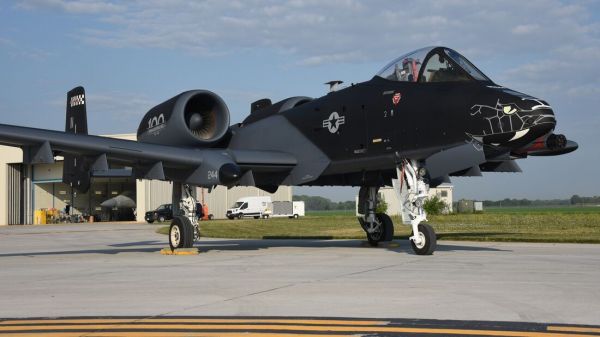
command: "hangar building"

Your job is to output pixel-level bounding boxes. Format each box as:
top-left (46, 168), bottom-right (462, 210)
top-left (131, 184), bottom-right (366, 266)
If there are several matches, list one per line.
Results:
top-left (0, 134), bottom-right (291, 225)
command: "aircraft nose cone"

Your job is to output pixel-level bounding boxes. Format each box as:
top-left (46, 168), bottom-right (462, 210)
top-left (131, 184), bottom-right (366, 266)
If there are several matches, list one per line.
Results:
top-left (523, 106), bottom-right (555, 129)
top-left (504, 106), bottom-right (556, 148)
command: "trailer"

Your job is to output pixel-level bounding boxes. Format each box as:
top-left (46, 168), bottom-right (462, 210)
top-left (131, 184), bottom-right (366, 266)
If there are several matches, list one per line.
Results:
top-left (271, 201), bottom-right (305, 218)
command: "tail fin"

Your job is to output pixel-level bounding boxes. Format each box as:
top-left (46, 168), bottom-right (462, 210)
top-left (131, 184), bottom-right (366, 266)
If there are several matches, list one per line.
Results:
top-left (63, 86), bottom-right (91, 192)
top-left (65, 86), bottom-right (88, 135)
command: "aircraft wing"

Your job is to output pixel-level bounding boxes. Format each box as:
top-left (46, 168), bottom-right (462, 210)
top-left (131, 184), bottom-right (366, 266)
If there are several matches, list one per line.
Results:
top-left (0, 123), bottom-right (297, 191)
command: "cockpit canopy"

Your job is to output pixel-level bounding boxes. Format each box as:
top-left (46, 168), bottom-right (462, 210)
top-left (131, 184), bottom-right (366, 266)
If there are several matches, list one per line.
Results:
top-left (376, 47), bottom-right (491, 83)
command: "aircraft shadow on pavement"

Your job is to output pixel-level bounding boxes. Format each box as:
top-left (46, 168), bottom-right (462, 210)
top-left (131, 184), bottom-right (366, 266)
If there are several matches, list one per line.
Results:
top-left (196, 239), bottom-right (510, 254)
top-left (0, 240), bottom-right (166, 257)
top-left (0, 239), bottom-right (509, 257)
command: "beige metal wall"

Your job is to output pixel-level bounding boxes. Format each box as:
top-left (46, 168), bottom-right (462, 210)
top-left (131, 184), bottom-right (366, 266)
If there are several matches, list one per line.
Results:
top-left (0, 146), bottom-right (25, 225)
top-left (201, 185), bottom-right (293, 219)
top-left (136, 180), bottom-right (173, 222)
top-left (6, 163), bottom-right (23, 224)
top-left (33, 162), bottom-right (63, 181)
top-left (379, 184), bottom-right (454, 215)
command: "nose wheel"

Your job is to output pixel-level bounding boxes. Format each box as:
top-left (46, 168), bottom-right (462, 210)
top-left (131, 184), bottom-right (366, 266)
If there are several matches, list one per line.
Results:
top-left (394, 159), bottom-right (437, 255)
top-left (410, 223), bottom-right (437, 255)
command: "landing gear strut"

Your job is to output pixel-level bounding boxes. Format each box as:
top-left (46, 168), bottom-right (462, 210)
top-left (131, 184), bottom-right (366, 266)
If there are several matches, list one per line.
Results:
top-left (168, 184), bottom-right (200, 250)
top-left (394, 159), bottom-right (437, 255)
top-left (358, 186), bottom-right (394, 246)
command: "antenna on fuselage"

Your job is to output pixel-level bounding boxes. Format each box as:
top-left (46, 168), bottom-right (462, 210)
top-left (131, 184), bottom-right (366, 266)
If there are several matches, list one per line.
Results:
top-left (325, 80), bottom-right (343, 93)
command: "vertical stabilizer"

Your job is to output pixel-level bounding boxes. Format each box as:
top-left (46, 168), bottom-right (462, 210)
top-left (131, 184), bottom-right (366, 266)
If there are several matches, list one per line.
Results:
top-left (63, 86), bottom-right (91, 192)
top-left (65, 86), bottom-right (88, 135)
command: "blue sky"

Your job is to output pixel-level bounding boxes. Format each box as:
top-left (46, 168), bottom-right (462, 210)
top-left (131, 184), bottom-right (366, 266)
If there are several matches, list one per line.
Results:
top-left (1, 0), bottom-right (599, 201)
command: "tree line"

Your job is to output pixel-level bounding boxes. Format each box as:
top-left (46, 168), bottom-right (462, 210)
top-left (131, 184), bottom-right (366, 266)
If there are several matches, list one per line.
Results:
top-left (293, 195), bottom-right (355, 211)
top-left (482, 195), bottom-right (600, 207)
top-left (294, 195), bottom-right (600, 211)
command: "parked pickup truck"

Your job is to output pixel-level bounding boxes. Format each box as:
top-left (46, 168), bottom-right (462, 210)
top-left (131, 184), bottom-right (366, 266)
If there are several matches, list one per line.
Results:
top-left (146, 203), bottom-right (207, 223)
top-left (145, 204), bottom-right (173, 223)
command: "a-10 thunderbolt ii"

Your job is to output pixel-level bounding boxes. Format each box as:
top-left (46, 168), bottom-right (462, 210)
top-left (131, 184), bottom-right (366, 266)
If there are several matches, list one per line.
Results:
top-left (0, 46), bottom-right (577, 255)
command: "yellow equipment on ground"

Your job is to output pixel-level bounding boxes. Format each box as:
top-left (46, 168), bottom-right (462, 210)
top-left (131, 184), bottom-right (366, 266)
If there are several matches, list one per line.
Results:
top-left (34, 210), bottom-right (47, 225)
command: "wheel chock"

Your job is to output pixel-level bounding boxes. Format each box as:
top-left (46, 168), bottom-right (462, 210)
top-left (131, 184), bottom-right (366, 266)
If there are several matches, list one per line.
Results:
top-left (160, 247), bottom-right (200, 255)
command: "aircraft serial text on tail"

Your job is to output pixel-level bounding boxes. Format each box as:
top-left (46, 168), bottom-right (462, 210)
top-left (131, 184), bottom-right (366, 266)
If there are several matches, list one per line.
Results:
top-left (0, 46), bottom-right (577, 255)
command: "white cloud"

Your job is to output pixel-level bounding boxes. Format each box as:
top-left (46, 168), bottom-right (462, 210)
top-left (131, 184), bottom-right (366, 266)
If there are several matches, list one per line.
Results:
top-left (13, 0), bottom-right (594, 66)
top-left (13, 0), bottom-right (600, 101)
top-left (16, 0), bottom-right (125, 14)
top-left (0, 37), bottom-right (13, 46)
top-left (512, 24), bottom-right (540, 35)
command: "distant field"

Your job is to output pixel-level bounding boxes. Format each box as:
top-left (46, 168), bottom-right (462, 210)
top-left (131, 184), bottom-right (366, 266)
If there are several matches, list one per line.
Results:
top-left (157, 206), bottom-right (600, 243)
top-left (483, 205), bottom-right (600, 214)
top-left (306, 210), bottom-right (355, 216)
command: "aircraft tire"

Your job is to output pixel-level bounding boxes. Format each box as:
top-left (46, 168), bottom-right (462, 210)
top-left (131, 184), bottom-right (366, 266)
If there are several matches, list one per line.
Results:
top-left (169, 216), bottom-right (195, 250)
top-left (366, 213), bottom-right (393, 246)
top-left (410, 223), bottom-right (437, 255)
top-left (378, 213), bottom-right (394, 242)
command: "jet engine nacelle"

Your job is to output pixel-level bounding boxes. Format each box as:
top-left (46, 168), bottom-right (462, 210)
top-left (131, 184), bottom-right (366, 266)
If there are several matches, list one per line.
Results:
top-left (137, 90), bottom-right (230, 147)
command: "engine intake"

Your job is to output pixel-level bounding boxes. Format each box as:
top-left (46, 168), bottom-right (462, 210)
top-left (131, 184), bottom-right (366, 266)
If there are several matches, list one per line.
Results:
top-left (137, 90), bottom-right (230, 147)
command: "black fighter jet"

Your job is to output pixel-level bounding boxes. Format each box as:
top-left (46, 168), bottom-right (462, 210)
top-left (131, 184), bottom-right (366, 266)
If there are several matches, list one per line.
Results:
top-left (0, 46), bottom-right (577, 255)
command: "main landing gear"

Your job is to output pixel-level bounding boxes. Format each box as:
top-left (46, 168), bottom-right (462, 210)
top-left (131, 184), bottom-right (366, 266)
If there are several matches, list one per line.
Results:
top-left (358, 160), bottom-right (437, 255)
top-left (169, 184), bottom-right (200, 250)
top-left (358, 187), bottom-right (394, 246)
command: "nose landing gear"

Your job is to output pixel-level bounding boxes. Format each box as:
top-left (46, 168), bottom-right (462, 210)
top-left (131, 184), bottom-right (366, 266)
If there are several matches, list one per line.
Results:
top-left (395, 159), bottom-right (437, 255)
top-left (357, 159), bottom-right (437, 255)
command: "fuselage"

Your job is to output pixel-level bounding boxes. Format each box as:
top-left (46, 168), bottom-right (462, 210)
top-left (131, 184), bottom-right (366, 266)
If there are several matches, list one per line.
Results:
top-left (234, 74), bottom-right (557, 186)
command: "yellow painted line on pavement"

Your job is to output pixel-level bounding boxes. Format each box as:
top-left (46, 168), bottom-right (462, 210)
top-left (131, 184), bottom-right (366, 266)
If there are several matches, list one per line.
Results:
top-left (547, 326), bottom-right (600, 334)
top-left (0, 318), bottom-right (386, 326)
top-left (0, 332), bottom-right (352, 337)
top-left (0, 323), bottom-right (593, 337)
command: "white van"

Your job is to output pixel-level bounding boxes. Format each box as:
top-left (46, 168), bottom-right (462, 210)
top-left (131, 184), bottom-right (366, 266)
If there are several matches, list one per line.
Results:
top-left (226, 196), bottom-right (272, 219)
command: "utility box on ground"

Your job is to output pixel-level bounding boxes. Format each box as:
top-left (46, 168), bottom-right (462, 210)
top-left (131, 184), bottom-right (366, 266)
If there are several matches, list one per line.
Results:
top-left (457, 199), bottom-right (475, 213)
